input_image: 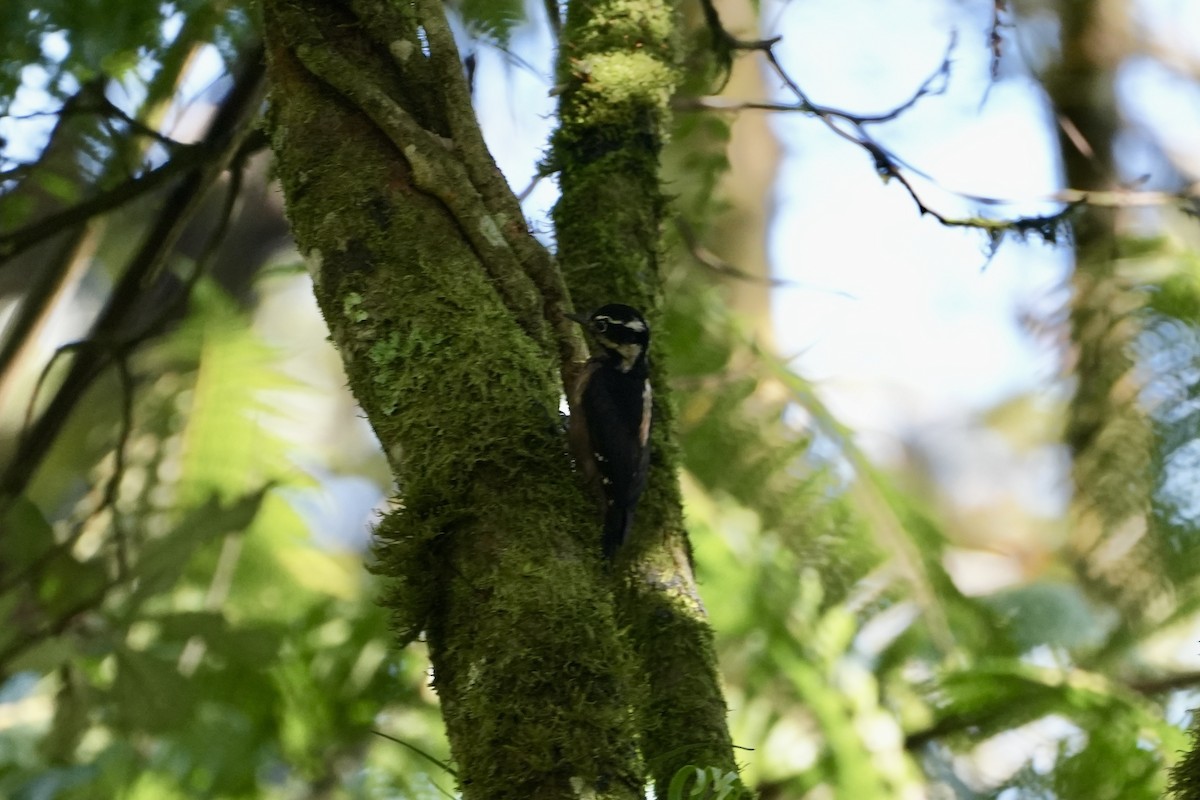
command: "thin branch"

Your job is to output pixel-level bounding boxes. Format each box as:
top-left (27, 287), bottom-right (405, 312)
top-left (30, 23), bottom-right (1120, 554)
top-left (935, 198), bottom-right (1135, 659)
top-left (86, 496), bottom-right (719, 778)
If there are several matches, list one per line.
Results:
top-left (61, 154), bottom-right (245, 578)
top-left (679, 55), bottom-right (948, 125)
top-left (125, 139), bottom-right (248, 348)
top-left (1128, 671), bottom-right (1200, 696)
top-left (764, 34), bottom-right (953, 125)
top-left (516, 168), bottom-right (549, 202)
top-left (0, 131), bottom-right (267, 268)
top-left (860, 132), bottom-right (1078, 240)
top-left (698, 0), bottom-right (781, 53)
top-left (677, 21), bottom-right (1104, 241)
top-left (0, 146), bottom-right (201, 265)
top-left (696, 0), bottom-right (951, 124)
top-left (5, 96), bottom-right (186, 150)
top-left (0, 579), bottom-right (120, 676)
top-left (989, 0), bottom-right (1009, 82)
top-left (915, 182), bottom-right (1198, 213)
top-left (678, 94), bottom-right (1200, 214)
top-left (675, 216), bottom-right (783, 285)
top-left (95, 95), bottom-right (191, 150)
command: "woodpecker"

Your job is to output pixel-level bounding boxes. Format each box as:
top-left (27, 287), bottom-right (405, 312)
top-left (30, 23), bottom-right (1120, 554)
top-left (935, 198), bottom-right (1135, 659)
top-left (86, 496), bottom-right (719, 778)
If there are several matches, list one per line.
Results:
top-left (567, 304), bottom-right (653, 559)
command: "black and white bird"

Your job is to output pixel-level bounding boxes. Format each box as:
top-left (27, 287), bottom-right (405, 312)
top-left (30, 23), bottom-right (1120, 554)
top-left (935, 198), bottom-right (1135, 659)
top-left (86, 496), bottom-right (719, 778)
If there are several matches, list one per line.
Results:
top-left (567, 304), bottom-right (653, 560)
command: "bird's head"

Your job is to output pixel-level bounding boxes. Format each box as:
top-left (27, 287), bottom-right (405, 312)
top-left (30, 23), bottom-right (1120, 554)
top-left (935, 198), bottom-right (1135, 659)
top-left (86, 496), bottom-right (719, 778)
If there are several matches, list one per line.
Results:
top-left (568, 303), bottom-right (650, 373)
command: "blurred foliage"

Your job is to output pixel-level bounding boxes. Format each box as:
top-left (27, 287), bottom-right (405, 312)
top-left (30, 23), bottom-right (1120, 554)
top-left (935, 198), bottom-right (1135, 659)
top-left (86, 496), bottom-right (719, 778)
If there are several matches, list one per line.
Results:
top-left (3, 0), bottom-right (1200, 798)
top-left (0, 0), bottom-right (252, 110)
top-left (0, 273), bottom-right (451, 796)
top-left (453, 0), bottom-right (527, 46)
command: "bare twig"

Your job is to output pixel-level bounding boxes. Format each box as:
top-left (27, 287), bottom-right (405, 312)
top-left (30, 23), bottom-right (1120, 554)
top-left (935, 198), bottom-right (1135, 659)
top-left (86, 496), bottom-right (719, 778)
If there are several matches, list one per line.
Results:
top-left (4, 96), bottom-right (187, 150)
top-left (989, 1), bottom-right (1009, 82)
top-left (676, 18), bottom-right (1113, 242)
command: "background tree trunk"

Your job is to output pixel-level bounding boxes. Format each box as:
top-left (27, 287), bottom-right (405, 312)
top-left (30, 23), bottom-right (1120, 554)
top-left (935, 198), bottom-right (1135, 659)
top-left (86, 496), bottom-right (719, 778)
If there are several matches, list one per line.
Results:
top-left (1049, 0), bottom-right (1159, 650)
top-left (552, 0), bottom-right (749, 792)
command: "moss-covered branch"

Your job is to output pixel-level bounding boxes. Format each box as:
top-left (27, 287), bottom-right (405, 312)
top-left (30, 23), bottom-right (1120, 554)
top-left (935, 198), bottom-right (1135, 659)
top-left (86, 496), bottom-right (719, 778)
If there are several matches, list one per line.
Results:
top-left (262, 2), bottom-right (640, 796)
top-left (553, 0), bottom-right (748, 794)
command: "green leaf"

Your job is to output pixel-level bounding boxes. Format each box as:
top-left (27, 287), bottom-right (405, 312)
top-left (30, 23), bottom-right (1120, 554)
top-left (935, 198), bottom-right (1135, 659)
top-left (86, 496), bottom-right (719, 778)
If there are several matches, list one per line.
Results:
top-left (110, 645), bottom-right (194, 733)
top-left (459, 0), bottom-right (526, 45)
top-left (667, 765), bottom-right (743, 800)
top-left (40, 666), bottom-right (90, 762)
top-left (982, 581), bottom-right (1115, 651)
top-left (153, 610), bottom-right (284, 667)
top-left (0, 496), bottom-right (56, 572)
top-left (668, 765), bottom-right (703, 800)
top-left (155, 281), bottom-right (310, 504)
top-left (37, 555), bottom-right (108, 619)
top-left (126, 489), bottom-right (267, 608)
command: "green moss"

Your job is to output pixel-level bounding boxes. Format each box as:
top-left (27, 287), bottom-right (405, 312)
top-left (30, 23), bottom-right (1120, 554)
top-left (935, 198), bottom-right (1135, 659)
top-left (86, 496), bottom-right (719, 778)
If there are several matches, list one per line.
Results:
top-left (549, 0), bottom-right (751, 794)
top-left (342, 291), bottom-right (368, 322)
top-left (564, 52), bottom-right (675, 131)
top-left (567, 0), bottom-right (676, 55)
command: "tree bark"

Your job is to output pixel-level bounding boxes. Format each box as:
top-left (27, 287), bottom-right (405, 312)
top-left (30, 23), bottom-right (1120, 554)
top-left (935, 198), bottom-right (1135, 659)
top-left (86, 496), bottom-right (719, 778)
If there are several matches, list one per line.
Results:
top-left (553, 0), bottom-right (748, 794)
top-left (262, 2), bottom-right (641, 797)
top-left (262, 0), bottom-right (746, 795)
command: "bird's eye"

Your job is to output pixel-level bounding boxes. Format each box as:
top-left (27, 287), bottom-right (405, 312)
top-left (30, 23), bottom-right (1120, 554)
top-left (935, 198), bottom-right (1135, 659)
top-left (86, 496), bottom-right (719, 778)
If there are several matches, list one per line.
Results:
top-left (593, 320), bottom-right (608, 333)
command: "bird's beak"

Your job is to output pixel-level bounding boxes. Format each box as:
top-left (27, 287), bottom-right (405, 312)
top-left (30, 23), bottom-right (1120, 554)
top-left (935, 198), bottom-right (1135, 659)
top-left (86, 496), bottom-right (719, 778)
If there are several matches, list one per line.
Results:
top-left (566, 310), bottom-right (590, 325)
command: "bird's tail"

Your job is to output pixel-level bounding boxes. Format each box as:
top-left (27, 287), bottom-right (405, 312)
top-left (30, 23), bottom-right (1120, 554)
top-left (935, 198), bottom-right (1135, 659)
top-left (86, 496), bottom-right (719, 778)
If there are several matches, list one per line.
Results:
top-left (602, 503), bottom-right (634, 560)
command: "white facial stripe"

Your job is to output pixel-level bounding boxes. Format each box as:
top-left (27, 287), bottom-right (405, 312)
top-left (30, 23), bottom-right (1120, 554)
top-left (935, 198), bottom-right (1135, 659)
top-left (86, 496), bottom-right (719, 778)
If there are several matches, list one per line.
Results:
top-left (594, 315), bottom-right (646, 333)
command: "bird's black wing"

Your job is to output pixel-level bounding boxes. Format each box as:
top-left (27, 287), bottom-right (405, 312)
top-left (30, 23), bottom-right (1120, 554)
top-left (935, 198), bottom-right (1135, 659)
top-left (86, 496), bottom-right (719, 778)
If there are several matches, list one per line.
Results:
top-left (581, 366), bottom-right (649, 556)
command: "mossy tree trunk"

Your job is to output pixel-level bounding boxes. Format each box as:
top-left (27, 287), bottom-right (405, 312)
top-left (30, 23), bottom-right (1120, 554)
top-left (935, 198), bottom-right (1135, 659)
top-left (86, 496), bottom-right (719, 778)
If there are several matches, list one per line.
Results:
top-left (552, 0), bottom-right (745, 794)
top-left (260, 0), bottom-right (748, 797)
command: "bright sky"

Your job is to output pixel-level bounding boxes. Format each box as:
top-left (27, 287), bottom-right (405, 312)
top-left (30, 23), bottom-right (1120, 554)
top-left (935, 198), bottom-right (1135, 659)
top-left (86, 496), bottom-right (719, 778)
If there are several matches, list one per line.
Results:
top-left (763, 0), bottom-right (1073, 442)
